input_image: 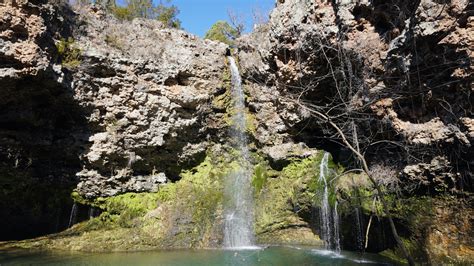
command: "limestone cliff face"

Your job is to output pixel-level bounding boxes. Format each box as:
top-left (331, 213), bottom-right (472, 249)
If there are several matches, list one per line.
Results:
top-left (0, 0), bottom-right (229, 238)
top-left (0, 0), bottom-right (84, 239)
top-left (238, 0), bottom-right (473, 262)
top-left (0, 0), bottom-right (473, 262)
top-left (67, 6), bottom-right (229, 197)
top-left (239, 0), bottom-right (473, 193)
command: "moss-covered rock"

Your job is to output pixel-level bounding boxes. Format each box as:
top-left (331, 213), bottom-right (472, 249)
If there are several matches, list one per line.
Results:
top-left (0, 150), bottom-right (231, 251)
top-left (254, 152), bottom-right (340, 246)
top-left (1, 148), bottom-right (344, 251)
top-left (336, 172), bottom-right (474, 264)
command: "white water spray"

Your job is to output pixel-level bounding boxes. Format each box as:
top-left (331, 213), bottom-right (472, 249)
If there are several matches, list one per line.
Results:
top-left (223, 57), bottom-right (255, 248)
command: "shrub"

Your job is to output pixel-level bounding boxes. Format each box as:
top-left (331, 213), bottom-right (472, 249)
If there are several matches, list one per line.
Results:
top-left (56, 37), bottom-right (81, 68)
top-left (111, 6), bottom-right (134, 21)
top-left (105, 34), bottom-right (123, 50)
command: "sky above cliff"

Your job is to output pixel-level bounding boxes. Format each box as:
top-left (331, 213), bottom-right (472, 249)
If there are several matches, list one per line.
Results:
top-left (165, 0), bottom-right (275, 37)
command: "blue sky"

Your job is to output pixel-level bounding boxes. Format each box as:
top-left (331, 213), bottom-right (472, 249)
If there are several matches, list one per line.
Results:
top-left (172, 0), bottom-right (275, 37)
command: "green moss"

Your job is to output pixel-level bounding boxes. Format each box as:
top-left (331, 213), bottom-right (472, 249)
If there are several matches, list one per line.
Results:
top-left (380, 237), bottom-right (424, 264)
top-left (45, 152), bottom-right (234, 250)
top-left (245, 111), bottom-right (257, 135)
top-left (215, 57), bottom-right (257, 138)
top-left (212, 58), bottom-right (232, 118)
top-left (104, 193), bottom-right (159, 227)
top-left (71, 191), bottom-right (88, 205)
top-left (254, 152), bottom-right (340, 244)
top-left (252, 163), bottom-right (269, 194)
top-left (6, 148), bottom-right (345, 252)
top-left (56, 37), bottom-right (81, 68)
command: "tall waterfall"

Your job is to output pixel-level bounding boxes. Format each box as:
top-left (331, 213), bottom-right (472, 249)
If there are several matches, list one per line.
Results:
top-left (318, 152), bottom-right (341, 251)
top-left (223, 57), bottom-right (255, 248)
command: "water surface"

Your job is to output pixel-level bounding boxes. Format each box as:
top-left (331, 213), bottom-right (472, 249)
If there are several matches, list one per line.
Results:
top-left (0, 246), bottom-right (397, 265)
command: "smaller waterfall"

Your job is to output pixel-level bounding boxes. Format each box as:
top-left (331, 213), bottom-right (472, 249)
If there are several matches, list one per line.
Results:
top-left (333, 201), bottom-right (341, 252)
top-left (88, 207), bottom-right (95, 219)
top-left (355, 207), bottom-right (365, 251)
top-left (318, 152), bottom-right (341, 251)
top-left (68, 203), bottom-right (78, 228)
top-left (318, 153), bottom-right (332, 245)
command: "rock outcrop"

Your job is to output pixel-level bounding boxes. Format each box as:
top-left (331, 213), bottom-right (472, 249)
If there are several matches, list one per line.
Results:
top-left (0, 0), bottom-right (229, 238)
top-left (68, 6), bottom-right (228, 197)
top-left (238, 0), bottom-right (473, 262)
top-left (0, 0), bottom-right (473, 263)
top-left (239, 0), bottom-right (473, 191)
top-left (0, 0), bottom-right (84, 240)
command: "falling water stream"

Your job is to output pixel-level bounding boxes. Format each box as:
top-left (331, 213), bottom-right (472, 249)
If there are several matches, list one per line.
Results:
top-left (68, 203), bottom-right (78, 228)
top-left (355, 207), bottom-right (365, 251)
top-left (318, 152), bottom-right (341, 251)
top-left (333, 201), bottom-right (341, 252)
top-left (223, 57), bottom-right (256, 248)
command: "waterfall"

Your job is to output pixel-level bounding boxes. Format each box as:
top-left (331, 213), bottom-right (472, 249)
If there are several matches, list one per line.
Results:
top-left (223, 56), bottom-right (255, 248)
top-left (318, 152), bottom-right (340, 251)
top-left (318, 153), bottom-right (332, 247)
top-left (68, 203), bottom-right (78, 228)
top-left (333, 200), bottom-right (341, 252)
top-left (355, 207), bottom-right (365, 251)
top-left (88, 207), bottom-right (95, 219)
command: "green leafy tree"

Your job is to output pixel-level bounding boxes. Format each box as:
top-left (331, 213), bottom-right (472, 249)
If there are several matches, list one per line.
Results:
top-left (108, 0), bottom-right (181, 28)
top-left (111, 5), bottom-right (134, 20)
top-left (204, 21), bottom-right (239, 45)
top-left (126, 0), bottom-right (154, 18)
top-left (156, 3), bottom-right (181, 28)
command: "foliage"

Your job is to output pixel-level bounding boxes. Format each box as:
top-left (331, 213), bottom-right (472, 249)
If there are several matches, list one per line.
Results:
top-left (106, 0), bottom-right (181, 28)
top-left (252, 163), bottom-right (268, 193)
top-left (110, 6), bottom-right (134, 20)
top-left (204, 20), bottom-right (239, 45)
top-left (56, 37), bottom-right (81, 68)
top-left (125, 0), bottom-right (153, 19)
top-left (155, 3), bottom-right (181, 28)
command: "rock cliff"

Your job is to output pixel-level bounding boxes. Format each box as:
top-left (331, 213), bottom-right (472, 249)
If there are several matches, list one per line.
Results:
top-left (238, 0), bottom-right (473, 262)
top-left (239, 0), bottom-right (473, 192)
top-left (0, 0), bottom-right (472, 263)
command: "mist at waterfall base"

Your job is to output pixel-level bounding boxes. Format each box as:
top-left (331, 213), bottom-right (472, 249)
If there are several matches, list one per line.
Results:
top-left (0, 246), bottom-right (396, 265)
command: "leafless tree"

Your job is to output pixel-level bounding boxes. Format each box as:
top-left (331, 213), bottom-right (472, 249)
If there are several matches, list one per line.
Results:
top-left (227, 9), bottom-right (245, 37)
top-left (269, 26), bottom-right (417, 265)
top-left (251, 6), bottom-right (269, 27)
